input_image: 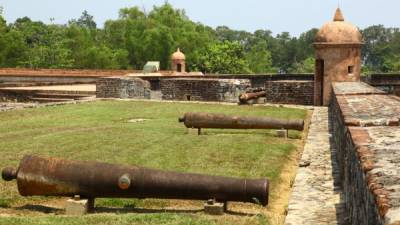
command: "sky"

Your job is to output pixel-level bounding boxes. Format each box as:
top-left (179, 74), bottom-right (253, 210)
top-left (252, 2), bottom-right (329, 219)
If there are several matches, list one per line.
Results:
top-left (1, 0), bottom-right (400, 37)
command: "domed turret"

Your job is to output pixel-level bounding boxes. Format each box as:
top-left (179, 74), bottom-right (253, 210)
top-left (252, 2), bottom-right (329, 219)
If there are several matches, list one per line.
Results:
top-left (171, 48), bottom-right (186, 73)
top-left (313, 8), bottom-right (363, 106)
top-left (315, 8), bottom-right (362, 44)
top-left (172, 48), bottom-right (186, 61)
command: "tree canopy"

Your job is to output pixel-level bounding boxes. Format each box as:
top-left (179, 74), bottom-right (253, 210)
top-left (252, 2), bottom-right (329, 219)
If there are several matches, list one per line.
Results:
top-left (0, 4), bottom-right (399, 74)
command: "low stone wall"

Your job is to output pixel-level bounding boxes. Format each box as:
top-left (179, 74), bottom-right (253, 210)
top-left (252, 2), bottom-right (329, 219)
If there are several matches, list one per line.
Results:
top-left (96, 77), bottom-right (151, 99)
top-left (160, 78), bottom-right (250, 102)
top-left (265, 80), bottom-right (314, 105)
top-left (141, 74), bottom-right (314, 91)
top-left (363, 74), bottom-right (400, 97)
top-left (330, 82), bottom-right (400, 225)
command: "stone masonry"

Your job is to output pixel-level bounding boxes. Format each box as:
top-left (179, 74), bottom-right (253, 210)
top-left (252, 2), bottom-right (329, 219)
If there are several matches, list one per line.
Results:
top-left (330, 82), bottom-right (400, 225)
top-left (285, 107), bottom-right (346, 225)
top-left (96, 77), bottom-right (151, 99)
top-left (265, 80), bottom-right (314, 105)
top-left (160, 78), bottom-right (250, 102)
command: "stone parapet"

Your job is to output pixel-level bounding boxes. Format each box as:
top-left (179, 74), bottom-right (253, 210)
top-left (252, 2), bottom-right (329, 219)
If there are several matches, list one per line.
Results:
top-left (330, 82), bottom-right (400, 225)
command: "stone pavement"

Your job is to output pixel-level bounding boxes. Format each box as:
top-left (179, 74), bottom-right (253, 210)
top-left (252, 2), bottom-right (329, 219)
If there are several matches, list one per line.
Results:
top-left (285, 107), bottom-right (347, 225)
top-left (332, 82), bottom-right (385, 96)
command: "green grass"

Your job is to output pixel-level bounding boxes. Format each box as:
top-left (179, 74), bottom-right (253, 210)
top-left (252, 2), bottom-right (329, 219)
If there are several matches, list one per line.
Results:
top-left (0, 100), bottom-right (307, 225)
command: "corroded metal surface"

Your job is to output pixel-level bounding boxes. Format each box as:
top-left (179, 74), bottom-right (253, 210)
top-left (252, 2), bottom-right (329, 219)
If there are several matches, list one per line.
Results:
top-left (179, 112), bottom-right (304, 131)
top-left (2, 155), bottom-right (269, 206)
top-left (239, 91), bottom-right (266, 104)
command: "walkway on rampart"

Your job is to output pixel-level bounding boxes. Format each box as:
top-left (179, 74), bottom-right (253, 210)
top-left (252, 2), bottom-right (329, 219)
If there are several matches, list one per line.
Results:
top-left (0, 84), bottom-right (96, 94)
top-left (285, 107), bottom-right (346, 225)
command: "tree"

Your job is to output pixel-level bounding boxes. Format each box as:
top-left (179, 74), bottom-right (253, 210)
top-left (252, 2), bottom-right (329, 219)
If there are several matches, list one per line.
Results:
top-left (246, 40), bottom-right (273, 73)
top-left (69, 10), bottom-right (97, 30)
top-left (193, 41), bottom-right (251, 74)
top-left (289, 57), bottom-right (314, 73)
top-left (4, 4), bottom-right (400, 73)
top-left (0, 12), bottom-right (8, 65)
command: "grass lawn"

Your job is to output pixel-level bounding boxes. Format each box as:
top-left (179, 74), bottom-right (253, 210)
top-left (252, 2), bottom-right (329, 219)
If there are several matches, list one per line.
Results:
top-left (0, 100), bottom-right (307, 225)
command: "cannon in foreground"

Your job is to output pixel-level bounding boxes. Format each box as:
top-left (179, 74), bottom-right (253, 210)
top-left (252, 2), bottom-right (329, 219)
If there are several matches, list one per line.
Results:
top-left (2, 155), bottom-right (269, 207)
top-left (179, 112), bottom-right (304, 133)
top-left (239, 91), bottom-right (266, 104)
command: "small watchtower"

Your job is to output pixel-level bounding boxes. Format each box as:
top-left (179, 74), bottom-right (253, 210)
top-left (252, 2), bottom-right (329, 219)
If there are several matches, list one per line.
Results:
top-left (171, 48), bottom-right (186, 73)
top-left (314, 8), bottom-right (363, 106)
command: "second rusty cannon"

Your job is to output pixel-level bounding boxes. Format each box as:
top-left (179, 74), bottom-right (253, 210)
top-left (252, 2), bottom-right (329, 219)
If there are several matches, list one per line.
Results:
top-left (179, 112), bottom-right (304, 134)
top-left (239, 91), bottom-right (267, 104)
top-left (2, 155), bottom-right (269, 210)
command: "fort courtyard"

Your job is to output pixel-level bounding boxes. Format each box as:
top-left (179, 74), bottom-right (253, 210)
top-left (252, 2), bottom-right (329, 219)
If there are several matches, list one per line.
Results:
top-left (0, 3), bottom-right (399, 225)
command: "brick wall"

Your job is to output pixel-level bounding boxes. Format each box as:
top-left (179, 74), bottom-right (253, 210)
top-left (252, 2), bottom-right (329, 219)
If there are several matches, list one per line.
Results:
top-left (160, 78), bottom-right (250, 102)
top-left (265, 80), bottom-right (314, 105)
top-left (330, 82), bottom-right (400, 225)
top-left (96, 77), bottom-right (151, 99)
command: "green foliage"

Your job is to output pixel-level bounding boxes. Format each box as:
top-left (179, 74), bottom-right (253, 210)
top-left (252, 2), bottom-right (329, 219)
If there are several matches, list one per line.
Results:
top-left (69, 10), bottom-right (97, 30)
top-left (361, 25), bottom-right (400, 72)
top-left (289, 57), bottom-right (315, 73)
top-left (1, 4), bottom-right (400, 73)
top-left (246, 40), bottom-right (273, 73)
top-left (193, 41), bottom-right (251, 74)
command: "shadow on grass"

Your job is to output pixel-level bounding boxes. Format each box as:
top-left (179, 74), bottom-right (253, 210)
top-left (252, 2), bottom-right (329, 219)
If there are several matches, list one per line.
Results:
top-left (15, 204), bottom-right (64, 214)
top-left (95, 206), bottom-right (203, 214)
top-left (96, 207), bottom-right (258, 217)
top-left (12, 204), bottom-right (257, 217)
top-left (199, 130), bottom-right (302, 140)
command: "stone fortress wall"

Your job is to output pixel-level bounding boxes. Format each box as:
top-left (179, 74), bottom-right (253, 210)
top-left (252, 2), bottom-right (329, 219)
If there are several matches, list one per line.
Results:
top-left (330, 82), bottom-right (400, 225)
top-left (94, 74), bottom-right (316, 103)
top-left (1, 71), bottom-right (400, 105)
top-left (94, 74), bottom-right (400, 105)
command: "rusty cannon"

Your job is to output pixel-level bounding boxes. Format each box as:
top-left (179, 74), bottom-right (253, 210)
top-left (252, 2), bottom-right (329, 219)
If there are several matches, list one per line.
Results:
top-left (2, 155), bottom-right (269, 208)
top-left (239, 91), bottom-right (266, 104)
top-left (179, 112), bottom-right (304, 134)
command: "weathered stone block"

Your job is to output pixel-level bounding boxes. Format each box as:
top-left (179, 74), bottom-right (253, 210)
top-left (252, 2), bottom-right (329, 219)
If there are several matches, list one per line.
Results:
top-left (276, 129), bottom-right (288, 138)
top-left (65, 198), bottom-right (93, 216)
top-left (204, 202), bottom-right (225, 215)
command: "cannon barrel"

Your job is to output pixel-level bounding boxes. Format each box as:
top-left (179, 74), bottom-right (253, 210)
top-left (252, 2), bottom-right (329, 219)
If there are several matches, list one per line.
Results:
top-left (2, 155), bottom-right (269, 206)
top-left (179, 112), bottom-right (304, 131)
top-left (239, 91), bottom-right (266, 104)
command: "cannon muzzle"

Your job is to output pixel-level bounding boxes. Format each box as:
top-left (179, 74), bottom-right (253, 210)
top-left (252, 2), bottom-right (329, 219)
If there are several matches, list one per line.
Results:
top-left (2, 155), bottom-right (269, 206)
top-left (179, 112), bottom-right (304, 131)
